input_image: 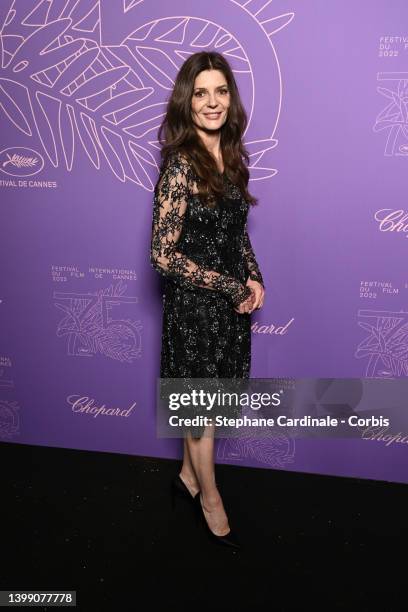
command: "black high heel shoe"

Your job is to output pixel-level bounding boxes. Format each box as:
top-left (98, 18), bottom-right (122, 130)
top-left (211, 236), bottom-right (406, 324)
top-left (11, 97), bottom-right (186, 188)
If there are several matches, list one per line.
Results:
top-left (170, 474), bottom-right (197, 510)
top-left (193, 492), bottom-right (241, 550)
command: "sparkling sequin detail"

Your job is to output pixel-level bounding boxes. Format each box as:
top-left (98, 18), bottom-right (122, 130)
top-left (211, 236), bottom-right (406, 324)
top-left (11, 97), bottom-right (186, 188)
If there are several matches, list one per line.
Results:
top-left (150, 151), bottom-right (264, 437)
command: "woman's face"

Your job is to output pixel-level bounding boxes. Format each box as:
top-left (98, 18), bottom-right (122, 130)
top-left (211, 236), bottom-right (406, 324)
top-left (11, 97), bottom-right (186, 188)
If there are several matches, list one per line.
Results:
top-left (190, 69), bottom-right (230, 132)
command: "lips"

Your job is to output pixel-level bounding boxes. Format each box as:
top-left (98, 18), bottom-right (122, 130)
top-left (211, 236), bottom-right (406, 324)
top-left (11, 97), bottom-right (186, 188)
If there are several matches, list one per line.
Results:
top-left (204, 112), bottom-right (221, 119)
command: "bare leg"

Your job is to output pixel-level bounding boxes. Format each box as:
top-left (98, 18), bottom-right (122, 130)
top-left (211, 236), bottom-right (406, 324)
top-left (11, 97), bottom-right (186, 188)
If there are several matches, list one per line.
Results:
top-left (184, 423), bottom-right (230, 536)
top-left (179, 437), bottom-right (200, 497)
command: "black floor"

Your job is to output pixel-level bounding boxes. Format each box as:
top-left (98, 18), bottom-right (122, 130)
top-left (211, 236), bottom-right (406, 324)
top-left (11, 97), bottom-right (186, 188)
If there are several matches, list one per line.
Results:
top-left (1, 441), bottom-right (406, 610)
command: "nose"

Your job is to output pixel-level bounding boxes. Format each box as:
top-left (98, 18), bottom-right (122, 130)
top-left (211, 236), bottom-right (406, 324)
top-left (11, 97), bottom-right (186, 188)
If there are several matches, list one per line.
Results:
top-left (207, 92), bottom-right (218, 107)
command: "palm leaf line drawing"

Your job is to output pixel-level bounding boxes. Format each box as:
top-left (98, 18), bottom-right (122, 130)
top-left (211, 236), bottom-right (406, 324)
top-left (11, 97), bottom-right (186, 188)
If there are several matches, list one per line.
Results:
top-left (0, 1), bottom-right (291, 189)
top-left (217, 430), bottom-right (295, 467)
top-left (374, 75), bottom-right (408, 154)
top-left (2, 152), bottom-right (39, 167)
top-left (356, 313), bottom-right (408, 377)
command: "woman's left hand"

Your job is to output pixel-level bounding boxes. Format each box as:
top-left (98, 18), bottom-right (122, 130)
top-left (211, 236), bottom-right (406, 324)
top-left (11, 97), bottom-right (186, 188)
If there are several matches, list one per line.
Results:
top-left (245, 278), bottom-right (264, 313)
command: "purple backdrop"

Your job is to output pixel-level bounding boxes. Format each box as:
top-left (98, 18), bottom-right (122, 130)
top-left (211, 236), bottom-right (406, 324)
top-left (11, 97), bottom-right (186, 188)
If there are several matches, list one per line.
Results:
top-left (1, 0), bottom-right (406, 483)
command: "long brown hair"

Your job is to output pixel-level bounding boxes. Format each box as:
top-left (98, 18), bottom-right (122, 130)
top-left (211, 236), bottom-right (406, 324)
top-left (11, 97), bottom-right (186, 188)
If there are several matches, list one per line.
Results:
top-left (157, 51), bottom-right (258, 207)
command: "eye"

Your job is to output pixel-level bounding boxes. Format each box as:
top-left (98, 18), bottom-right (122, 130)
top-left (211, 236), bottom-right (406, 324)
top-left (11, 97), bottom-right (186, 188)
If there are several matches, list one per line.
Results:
top-left (219, 88), bottom-right (229, 95)
top-left (194, 91), bottom-right (205, 97)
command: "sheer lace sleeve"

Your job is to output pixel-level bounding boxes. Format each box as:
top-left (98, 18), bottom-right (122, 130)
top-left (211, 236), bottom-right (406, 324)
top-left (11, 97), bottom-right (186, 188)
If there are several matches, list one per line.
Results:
top-left (242, 225), bottom-right (265, 288)
top-left (150, 153), bottom-right (252, 308)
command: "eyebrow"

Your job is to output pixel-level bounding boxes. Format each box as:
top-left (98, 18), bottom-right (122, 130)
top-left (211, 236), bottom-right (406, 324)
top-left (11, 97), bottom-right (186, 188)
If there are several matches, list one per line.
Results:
top-left (194, 84), bottom-right (228, 91)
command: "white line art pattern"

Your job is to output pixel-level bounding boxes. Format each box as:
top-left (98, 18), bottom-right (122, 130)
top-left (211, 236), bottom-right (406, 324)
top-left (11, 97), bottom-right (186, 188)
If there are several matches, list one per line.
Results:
top-left (217, 430), bottom-right (296, 467)
top-left (375, 72), bottom-right (408, 156)
top-left (356, 308), bottom-right (408, 377)
top-left (0, 400), bottom-right (20, 439)
top-left (54, 281), bottom-right (141, 361)
top-left (0, 0), bottom-right (293, 190)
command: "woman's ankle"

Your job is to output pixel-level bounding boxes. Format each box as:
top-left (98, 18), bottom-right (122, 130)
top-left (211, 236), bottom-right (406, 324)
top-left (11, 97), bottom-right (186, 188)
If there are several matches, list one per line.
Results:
top-left (179, 469), bottom-right (199, 488)
top-left (201, 490), bottom-right (223, 509)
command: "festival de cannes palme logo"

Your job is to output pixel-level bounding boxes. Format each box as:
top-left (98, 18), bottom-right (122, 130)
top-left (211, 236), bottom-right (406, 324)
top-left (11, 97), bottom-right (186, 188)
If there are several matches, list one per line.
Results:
top-left (0, 0), bottom-right (292, 188)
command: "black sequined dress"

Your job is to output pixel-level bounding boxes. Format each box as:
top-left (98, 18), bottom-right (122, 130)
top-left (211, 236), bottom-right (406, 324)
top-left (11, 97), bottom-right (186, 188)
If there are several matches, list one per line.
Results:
top-left (150, 151), bottom-right (264, 438)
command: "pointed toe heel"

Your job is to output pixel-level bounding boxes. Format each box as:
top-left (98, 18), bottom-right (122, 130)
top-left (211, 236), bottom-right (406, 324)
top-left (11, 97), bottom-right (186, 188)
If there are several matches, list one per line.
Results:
top-left (193, 492), bottom-right (241, 550)
top-left (170, 474), bottom-right (197, 511)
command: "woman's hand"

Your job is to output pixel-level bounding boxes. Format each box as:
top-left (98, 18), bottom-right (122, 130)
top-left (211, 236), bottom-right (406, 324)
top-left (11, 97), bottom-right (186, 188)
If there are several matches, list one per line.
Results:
top-left (234, 288), bottom-right (255, 314)
top-left (234, 278), bottom-right (264, 314)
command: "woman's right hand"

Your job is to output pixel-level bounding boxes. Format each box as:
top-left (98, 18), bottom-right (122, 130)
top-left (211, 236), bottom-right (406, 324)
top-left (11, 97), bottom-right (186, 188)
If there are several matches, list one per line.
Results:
top-left (234, 289), bottom-right (255, 314)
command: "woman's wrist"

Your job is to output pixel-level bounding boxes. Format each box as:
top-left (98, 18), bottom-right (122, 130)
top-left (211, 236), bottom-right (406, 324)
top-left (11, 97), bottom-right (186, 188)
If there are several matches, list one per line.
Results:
top-left (230, 283), bottom-right (252, 308)
top-left (248, 271), bottom-right (264, 288)
top-left (212, 274), bottom-right (252, 307)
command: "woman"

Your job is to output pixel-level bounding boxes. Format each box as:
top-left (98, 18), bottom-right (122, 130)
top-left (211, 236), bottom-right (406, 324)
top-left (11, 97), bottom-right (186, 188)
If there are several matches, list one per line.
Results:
top-left (150, 51), bottom-right (265, 549)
